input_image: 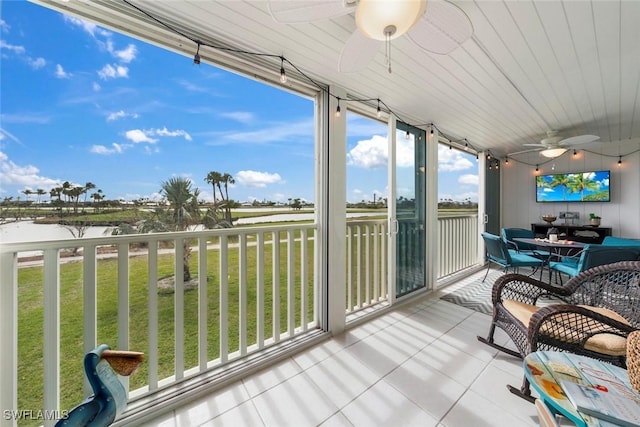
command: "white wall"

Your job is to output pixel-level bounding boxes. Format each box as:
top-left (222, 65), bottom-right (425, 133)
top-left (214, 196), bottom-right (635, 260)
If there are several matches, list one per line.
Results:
top-left (501, 138), bottom-right (640, 238)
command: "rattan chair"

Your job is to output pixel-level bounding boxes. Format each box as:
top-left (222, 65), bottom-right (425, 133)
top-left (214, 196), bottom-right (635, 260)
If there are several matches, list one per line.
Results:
top-left (477, 261), bottom-right (640, 402)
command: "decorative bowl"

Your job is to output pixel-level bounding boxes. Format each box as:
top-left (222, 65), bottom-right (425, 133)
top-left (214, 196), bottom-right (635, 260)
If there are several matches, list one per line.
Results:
top-left (542, 215), bottom-right (557, 224)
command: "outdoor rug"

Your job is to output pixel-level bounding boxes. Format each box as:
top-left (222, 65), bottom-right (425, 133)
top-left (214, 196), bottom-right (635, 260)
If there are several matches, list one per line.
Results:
top-left (440, 267), bottom-right (538, 315)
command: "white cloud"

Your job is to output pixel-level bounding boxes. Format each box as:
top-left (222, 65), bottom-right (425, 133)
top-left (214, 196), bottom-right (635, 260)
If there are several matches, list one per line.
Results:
top-left (458, 174), bottom-right (479, 186)
top-left (235, 170), bottom-right (283, 187)
top-left (125, 129), bottom-right (158, 144)
top-left (221, 111), bottom-right (254, 124)
top-left (28, 57), bottom-right (46, 69)
top-left (124, 127), bottom-right (191, 143)
top-left (154, 127), bottom-right (192, 141)
top-left (0, 40), bottom-right (25, 54)
top-left (92, 82), bottom-right (101, 91)
top-left (112, 44), bottom-right (137, 63)
top-left (0, 151), bottom-right (60, 190)
top-left (348, 135), bottom-right (388, 168)
top-left (1, 113), bottom-right (50, 124)
top-left (211, 118), bottom-right (314, 145)
top-left (347, 134), bottom-right (413, 169)
top-left (0, 19), bottom-right (9, 33)
top-left (90, 143), bottom-right (128, 155)
top-left (438, 145), bottom-right (475, 171)
top-left (55, 64), bottom-right (70, 78)
top-left (97, 64), bottom-right (129, 80)
top-left (107, 110), bottom-right (138, 121)
top-left (63, 15), bottom-right (111, 38)
top-left (0, 127), bottom-right (21, 144)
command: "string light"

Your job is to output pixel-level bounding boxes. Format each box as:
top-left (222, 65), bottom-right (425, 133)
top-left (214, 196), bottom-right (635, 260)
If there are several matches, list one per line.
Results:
top-left (121, 1), bottom-right (485, 153)
top-left (193, 41), bottom-right (201, 65)
top-left (495, 160), bottom-right (499, 170)
top-left (618, 156), bottom-right (622, 166)
top-left (405, 130), bottom-right (410, 139)
top-left (464, 140), bottom-right (469, 151)
top-left (449, 145), bottom-right (452, 150)
top-left (279, 57), bottom-right (287, 83)
top-left (505, 157), bottom-right (509, 164)
top-left (535, 164), bottom-right (539, 172)
top-left (573, 149), bottom-right (577, 157)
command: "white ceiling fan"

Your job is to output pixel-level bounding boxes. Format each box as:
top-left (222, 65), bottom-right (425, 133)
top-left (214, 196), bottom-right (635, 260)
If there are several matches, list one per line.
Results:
top-left (511, 131), bottom-right (600, 158)
top-left (267, 0), bottom-right (473, 73)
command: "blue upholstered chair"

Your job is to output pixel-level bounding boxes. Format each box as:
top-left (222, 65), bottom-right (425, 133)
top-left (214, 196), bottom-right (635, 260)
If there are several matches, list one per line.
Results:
top-left (481, 232), bottom-right (546, 282)
top-left (501, 228), bottom-right (551, 259)
top-left (549, 244), bottom-right (640, 282)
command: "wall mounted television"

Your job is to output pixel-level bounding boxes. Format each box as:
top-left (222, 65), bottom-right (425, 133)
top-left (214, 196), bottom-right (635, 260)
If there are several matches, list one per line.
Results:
top-left (536, 170), bottom-right (610, 203)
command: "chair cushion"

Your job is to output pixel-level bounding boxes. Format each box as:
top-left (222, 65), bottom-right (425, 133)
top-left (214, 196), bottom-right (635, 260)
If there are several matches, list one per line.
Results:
top-left (502, 300), bottom-right (630, 356)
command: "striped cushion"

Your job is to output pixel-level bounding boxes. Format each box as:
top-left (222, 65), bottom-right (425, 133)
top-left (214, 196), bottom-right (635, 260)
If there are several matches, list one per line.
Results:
top-left (503, 300), bottom-right (629, 356)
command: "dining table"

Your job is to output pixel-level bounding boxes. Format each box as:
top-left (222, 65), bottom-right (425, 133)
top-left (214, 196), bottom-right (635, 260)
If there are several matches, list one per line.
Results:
top-left (513, 237), bottom-right (586, 283)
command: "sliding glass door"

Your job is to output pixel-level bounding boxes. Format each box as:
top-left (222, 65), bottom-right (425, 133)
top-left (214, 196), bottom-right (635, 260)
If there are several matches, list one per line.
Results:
top-left (394, 122), bottom-right (426, 297)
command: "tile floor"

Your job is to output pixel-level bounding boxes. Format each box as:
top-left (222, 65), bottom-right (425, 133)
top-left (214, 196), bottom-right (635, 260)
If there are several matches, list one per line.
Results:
top-left (140, 286), bottom-right (566, 427)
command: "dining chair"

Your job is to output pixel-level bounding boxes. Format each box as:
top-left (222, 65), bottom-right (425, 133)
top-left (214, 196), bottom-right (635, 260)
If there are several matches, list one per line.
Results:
top-left (549, 244), bottom-right (640, 283)
top-left (501, 227), bottom-right (551, 259)
top-left (481, 232), bottom-right (546, 282)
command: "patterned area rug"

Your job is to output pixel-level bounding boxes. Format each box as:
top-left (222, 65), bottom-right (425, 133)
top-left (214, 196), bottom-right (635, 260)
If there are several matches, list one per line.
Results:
top-left (440, 267), bottom-right (539, 315)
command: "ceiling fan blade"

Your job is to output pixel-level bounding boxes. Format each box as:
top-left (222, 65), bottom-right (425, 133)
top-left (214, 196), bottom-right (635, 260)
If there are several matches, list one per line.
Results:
top-left (508, 148), bottom-right (543, 156)
top-left (407, 0), bottom-right (473, 55)
top-left (267, 0), bottom-right (353, 24)
top-left (559, 135), bottom-right (600, 146)
top-left (339, 30), bottom-right (380, 73)
top-left (523, 143), bottom-right (546, 147)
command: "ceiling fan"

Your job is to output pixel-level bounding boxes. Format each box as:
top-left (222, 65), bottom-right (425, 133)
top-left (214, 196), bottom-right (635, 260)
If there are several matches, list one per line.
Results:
top-left (267, 0), bottom-right (473, 73)
top-left (511, 131), bottom-right (600, 158)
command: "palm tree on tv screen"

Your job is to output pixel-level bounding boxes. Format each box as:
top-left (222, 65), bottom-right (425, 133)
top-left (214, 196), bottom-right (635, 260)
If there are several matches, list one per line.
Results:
top-left (566, 173), bottom-right (599, 201)
top-left (548, 173), bottom-right (571, 200)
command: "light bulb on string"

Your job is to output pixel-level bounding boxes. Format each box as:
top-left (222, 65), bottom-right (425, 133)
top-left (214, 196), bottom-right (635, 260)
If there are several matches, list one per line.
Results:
top-left (573, 149), bottom-right (577, 157)
top-left (618, 156), bottom-right (622, 166)
top-left (505, 157), bottom-right (509, 164)
top-left (335, 98), bottom-right (341, 117)
top-left (279, 57), bottom-right (287, 83)
top-left (405, 130), bottom-right (410, 140)
top-left (376, 99), bottom-right (382, 118)
top-left (535, 164), bottom-right (539, 172)
top-left (193, 42), bottom-right (201, 65)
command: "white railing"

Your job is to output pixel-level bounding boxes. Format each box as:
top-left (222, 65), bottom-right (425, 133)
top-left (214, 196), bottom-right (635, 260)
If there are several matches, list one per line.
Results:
top-left (0, 214), bottom-right (478, 426)
top-left (0, 223), bottom-right (317, 427)
top-left (437, 214), bottom-right (479, 278)
top-left (345, 219), bottom-right (388, 313)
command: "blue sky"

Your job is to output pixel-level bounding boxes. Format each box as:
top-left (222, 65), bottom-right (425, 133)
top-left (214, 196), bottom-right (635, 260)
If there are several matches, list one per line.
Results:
top-left (1, 1), bottom-right (478, 205)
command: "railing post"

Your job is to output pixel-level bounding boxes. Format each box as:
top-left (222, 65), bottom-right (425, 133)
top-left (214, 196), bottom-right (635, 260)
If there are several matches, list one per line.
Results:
top-left (0, 251), bottom-right (18, 427)
top-left (43, 249), bottom-right (60, 427)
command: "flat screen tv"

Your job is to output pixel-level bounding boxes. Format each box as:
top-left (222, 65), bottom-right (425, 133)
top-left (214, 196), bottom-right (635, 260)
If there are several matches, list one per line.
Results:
top-left (536, 170), bottom-right (610, 203)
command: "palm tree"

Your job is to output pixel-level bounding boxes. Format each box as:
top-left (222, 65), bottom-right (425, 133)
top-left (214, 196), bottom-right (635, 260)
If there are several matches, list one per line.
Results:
top-left (159, 177), bottom-right (201, 281)
top-left (220, 173), bottom-right (235, 222)
top-left (35, 189), bottom-right (46, 206)
top-left (548, 174), bottom-right (571, 201)
top-left (83, 182), bottom-right (96, 211)
top-left (566, 173), bottom-right (600, 201)
top-left (204, 171), bottom-right (223, 205)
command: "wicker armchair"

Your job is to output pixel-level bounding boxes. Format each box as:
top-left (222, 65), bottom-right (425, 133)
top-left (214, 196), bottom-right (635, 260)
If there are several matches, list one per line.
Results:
top-left (477, 261), bottom-right (640, 402)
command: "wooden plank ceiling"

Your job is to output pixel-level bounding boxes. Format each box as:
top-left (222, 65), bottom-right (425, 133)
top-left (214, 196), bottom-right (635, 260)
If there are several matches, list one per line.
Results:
top-left (34, 0), bottom-right (640, 158)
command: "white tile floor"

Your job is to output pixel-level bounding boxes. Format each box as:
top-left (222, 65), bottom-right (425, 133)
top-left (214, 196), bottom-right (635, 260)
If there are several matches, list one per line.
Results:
top-left (139, 288), bottom-right (563, 427)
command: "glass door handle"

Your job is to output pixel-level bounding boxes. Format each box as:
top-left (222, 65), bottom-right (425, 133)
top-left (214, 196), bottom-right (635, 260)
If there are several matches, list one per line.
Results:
top-left (389, 218), bottom-right (399, 234)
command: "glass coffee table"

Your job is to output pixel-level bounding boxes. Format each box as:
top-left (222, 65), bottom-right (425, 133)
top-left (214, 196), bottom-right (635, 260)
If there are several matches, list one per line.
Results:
top-left (524, 351), bottom-right (640, 426)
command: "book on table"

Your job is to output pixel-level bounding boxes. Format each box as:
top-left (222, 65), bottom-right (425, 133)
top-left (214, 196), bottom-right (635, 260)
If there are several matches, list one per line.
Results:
top-left (560, 380), bottom-right (640, 427)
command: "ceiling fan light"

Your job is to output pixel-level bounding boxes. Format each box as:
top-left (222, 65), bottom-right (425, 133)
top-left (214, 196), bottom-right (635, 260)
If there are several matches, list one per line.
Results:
top-left (540, 148), bottom-right (567, 158)
top-left (356, 0), bottom-right (427, 41)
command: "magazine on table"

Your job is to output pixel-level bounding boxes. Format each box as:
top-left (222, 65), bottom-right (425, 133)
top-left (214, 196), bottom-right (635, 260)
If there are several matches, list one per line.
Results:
top-left (561, 380), bottom-right (640, 427)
